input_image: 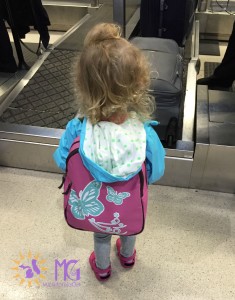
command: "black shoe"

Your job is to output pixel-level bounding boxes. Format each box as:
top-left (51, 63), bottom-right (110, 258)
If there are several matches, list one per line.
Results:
top-left (197, 75), bottom-right (233, 88)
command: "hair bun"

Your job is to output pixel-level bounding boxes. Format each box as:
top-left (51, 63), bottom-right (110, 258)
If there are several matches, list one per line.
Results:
top-left (84, 23), bottom-right (121, 47)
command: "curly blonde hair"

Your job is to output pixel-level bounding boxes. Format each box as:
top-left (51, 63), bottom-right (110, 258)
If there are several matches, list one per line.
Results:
top-left (75, 23), bottom-right (155, 124)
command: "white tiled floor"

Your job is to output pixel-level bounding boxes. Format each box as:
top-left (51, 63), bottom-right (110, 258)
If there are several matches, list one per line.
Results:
top-left (0, 167), bottom-right (234, 300)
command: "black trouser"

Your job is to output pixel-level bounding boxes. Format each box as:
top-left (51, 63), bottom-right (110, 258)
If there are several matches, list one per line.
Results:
top-left (0, 8), bottom-right (17, 71)
top-left (214, 21), bottom-right (235, 84)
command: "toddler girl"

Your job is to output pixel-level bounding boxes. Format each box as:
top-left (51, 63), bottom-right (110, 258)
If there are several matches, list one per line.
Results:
top-left (53, 23), bottom-right (165, 281)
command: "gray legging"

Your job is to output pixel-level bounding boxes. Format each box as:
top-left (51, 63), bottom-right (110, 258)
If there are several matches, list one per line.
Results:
top-left (94, 232), bottom-right (136, 270)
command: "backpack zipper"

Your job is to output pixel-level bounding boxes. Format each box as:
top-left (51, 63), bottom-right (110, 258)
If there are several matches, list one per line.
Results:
top-left (58, 140), bottom-right (80, 192)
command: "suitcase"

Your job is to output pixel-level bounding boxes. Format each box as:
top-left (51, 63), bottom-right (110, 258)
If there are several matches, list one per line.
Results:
top-left (131, 37), bottom-right (183, 146)
top-left (140, 0), bottom-right (198, 46)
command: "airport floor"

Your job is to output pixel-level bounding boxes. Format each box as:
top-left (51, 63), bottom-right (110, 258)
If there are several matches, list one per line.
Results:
top-left (0, 166), bottom-right (234, 300)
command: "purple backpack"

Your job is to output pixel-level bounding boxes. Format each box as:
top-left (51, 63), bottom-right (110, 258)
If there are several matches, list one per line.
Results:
top-left (61, 137), bottom-right (148, 236)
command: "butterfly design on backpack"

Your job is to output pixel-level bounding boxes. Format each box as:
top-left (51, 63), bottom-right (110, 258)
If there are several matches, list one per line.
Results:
top-left (106, 186), bottom-right (130, 205)
top-left (69, 181), bottom-right (104, 220)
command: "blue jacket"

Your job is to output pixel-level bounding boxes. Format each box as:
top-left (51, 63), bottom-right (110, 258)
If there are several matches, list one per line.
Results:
top-left (53, 118), bottom-right (165, 184)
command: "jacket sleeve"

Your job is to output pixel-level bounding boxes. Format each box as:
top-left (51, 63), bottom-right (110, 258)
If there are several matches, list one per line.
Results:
top-left (53, 118), bottom-right (83, 172)
top-left (145, 121), bottom-right (166, 184)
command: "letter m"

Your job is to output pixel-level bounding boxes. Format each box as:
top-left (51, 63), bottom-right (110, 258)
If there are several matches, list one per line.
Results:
top-left (54, 259), bottom-right (67, 281)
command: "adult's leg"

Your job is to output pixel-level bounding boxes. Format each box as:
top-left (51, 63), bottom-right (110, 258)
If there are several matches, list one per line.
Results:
top-left (0, 16), bottom-right (17, 72)
top-left (213, 20), bottom-right (235, 82)
top-left (197, 21), bottom-right (235, 87)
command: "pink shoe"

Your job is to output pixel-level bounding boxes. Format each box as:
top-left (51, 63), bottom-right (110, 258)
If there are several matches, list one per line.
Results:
top-left (89, 252), bottom-right (111, 281)
top-left (116, 238), bottom-right (136, 268)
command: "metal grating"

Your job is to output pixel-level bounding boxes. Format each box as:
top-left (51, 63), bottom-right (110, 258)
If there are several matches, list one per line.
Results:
top-left (0, 49), bottom-right (80, 129)
top-left (204, 62), bottom-right (220, 78)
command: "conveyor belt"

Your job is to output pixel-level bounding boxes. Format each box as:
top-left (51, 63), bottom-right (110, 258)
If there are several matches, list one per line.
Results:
top-left (204, 61), bottom-right (220, 77)
top-left (0, 49), bottom-right (79, 128)
top-left (0, 0), bottom-right (140, 128)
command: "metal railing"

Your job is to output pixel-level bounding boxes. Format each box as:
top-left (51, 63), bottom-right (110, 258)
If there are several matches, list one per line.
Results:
top-left (42, 0), bottom-right (99, 8)
top-left (113, 0), bottom-right (126, 36)
top-left (113, 0), bottom-right (140, 38)
top-left (178, 20), bottom-right (200, 151)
